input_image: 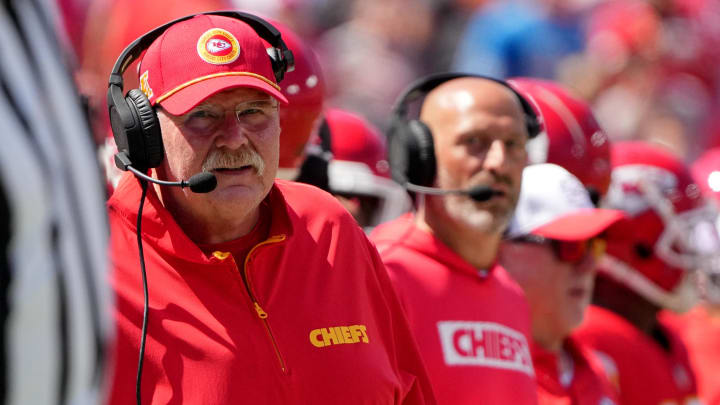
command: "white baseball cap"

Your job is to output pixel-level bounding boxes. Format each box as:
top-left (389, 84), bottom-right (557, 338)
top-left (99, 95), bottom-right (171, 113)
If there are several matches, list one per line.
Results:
top-left (506, 163), bottom-right (624, 241)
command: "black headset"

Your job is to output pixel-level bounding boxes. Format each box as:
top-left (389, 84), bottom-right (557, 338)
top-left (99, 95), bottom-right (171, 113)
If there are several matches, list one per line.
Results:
top-left (386, 72), bottom-right (542, 188)
top-left (107, 11), bottom-right (295, 173)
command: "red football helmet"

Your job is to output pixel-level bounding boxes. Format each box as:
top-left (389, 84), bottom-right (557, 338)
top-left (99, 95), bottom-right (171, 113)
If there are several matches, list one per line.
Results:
top-left (265, 20), bottom-right (326, 178)
top-left (599, 141), bottom-right (720, 312)
top-left (508, 78), bottom-right (611, 202)
top-left (324, 108), bottom-right (410, 228)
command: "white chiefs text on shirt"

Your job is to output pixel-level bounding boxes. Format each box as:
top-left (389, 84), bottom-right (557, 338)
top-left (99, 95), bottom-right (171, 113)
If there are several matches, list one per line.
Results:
top-left (437, 321), bottom-right (534, 376)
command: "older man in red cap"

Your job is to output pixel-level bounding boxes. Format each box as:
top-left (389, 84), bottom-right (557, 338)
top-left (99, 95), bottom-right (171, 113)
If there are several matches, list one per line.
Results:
top-left (106, 13), bottom-right (435, 405)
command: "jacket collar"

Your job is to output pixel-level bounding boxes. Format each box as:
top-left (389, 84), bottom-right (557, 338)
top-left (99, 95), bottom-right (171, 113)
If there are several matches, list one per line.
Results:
top-left (108, 172), bottom-right (293, 264)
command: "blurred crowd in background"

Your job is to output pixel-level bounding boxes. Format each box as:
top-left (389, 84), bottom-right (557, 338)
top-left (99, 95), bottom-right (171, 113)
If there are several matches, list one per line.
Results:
top-left (57, 0), bottom-right (720, 164)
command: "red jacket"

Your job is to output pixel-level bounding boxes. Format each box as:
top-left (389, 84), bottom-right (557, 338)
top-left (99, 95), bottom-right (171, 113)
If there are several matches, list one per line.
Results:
top-left (106, 174), bottom-right (436, 405)
top-left (370, 214), bottom-right (538, 405)
top-left (574, 306), bottom-right (700, 405)
top-left (532, 337), bottom-right (618, 405)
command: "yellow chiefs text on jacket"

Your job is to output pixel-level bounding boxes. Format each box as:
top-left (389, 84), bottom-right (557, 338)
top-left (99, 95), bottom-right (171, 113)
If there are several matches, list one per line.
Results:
top-left (309, 325), bottom-right (369, 348)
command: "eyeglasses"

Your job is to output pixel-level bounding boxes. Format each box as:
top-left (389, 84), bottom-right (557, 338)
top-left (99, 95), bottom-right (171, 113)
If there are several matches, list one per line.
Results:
top-left (510, 234), bottom-right (606, 264)
top-left (180, 99), bottom-right (279, 136)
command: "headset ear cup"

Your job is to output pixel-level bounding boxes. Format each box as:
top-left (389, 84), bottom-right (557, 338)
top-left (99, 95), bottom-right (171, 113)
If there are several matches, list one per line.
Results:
top-left (126, 89), bottom-right (164, 169)
top-left (109, 97), bottom-right (129, 159)
top-left (406, 120), bottom-right (436, 186)
top-left (387, 120), bottom-right (411, 185)
top-left (388, 119), bottom-right (436, 187)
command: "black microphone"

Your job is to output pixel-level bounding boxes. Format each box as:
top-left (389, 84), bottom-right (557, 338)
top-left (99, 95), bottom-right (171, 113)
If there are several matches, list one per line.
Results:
top-left (405, 183), bottom-right (498, 202)
top-left (126, 165), bottom-right (217, 193)
top-left (115, 151), bottom-right (217, 193)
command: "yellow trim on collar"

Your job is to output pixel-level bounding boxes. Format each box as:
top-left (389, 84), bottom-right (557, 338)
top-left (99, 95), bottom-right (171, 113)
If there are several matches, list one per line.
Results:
top-left (155, 72), bottom-right (280, 104)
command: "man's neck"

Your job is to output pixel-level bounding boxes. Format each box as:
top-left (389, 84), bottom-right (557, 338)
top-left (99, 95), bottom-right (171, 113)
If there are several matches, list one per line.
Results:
top-left (416, 207), bottom-right (501, 269)
top-left (155, 183), bottom-right (261, 244)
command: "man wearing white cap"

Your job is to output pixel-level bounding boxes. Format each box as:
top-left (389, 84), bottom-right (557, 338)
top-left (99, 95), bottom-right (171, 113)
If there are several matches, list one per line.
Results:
top-left (499, 163), bottom-right (623, 405)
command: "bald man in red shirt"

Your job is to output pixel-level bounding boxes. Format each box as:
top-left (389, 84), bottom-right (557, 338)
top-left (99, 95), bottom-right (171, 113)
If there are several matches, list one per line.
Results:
top-left (372, 75), bottom-right (541, 404)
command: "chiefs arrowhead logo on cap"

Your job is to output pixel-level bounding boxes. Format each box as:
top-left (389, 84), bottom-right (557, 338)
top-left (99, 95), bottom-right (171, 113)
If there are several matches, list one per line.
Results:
top-left (139, 70), bottom-right (154, 100)
top-left (197, 28), bottom-right (240, 65)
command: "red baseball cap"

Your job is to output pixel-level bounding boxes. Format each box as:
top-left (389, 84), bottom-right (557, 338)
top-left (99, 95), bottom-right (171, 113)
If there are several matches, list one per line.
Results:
top-left (137, 14), bottom-right (288, 115)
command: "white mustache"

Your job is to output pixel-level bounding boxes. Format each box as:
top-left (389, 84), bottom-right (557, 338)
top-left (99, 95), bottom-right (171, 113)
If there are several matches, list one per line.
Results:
top-left (202, 147), bottom-right (265, 176)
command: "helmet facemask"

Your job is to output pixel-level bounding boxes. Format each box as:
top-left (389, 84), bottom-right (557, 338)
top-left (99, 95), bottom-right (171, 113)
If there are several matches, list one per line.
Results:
top-left (600, 161), bottom-right (720, 312)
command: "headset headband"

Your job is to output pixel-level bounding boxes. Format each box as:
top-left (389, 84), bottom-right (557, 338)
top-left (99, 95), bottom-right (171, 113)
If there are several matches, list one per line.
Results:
top-left (391, 72), bottom-right (541, 138)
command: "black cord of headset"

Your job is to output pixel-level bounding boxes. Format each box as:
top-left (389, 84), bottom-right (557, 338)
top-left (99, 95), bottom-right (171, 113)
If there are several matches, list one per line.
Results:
top-left (135, 179), bottom-right (149, 405)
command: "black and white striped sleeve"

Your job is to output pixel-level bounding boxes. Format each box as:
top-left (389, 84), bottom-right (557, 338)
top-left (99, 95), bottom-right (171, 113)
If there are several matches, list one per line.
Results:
top-left (0, 0), bottom-right (111, 404)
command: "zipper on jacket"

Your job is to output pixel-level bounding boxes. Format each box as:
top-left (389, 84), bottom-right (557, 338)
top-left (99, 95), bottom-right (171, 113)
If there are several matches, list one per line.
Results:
top-left (254, 302), bottom-right (268, 318)
top-left (239, 234), bottom-right (287, 373)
